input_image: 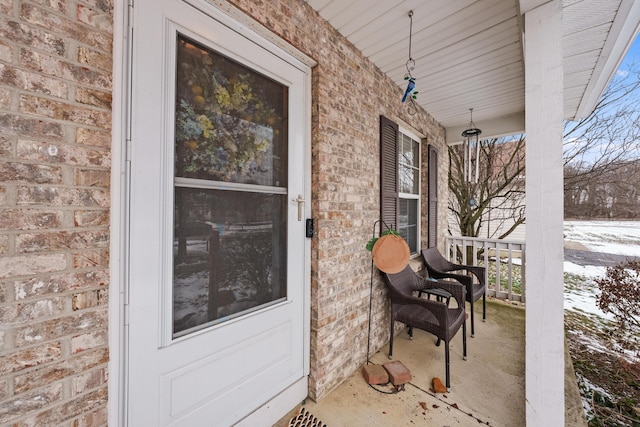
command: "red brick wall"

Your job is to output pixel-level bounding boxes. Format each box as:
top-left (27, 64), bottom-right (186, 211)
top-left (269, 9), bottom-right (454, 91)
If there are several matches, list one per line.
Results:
top-left (228, 0), bottom-right (448, 400)
top-left (0, 0), bottom-right (112, 425)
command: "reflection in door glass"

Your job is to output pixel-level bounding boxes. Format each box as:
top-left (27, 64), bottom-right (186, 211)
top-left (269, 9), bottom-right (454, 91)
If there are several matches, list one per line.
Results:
top-left (173, 188), bottom-right (287, 336)
top-left (175, 35), bottom-right (288, 186)
top-left (173, 34), bottom-right (289, 338)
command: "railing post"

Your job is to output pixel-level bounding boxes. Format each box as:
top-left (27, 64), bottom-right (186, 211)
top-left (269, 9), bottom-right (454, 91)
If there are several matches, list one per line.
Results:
top-left (521, 248), bottom-right (526, 304)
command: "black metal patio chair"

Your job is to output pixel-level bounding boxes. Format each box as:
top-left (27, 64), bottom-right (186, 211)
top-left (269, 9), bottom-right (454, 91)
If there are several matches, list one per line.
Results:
top-left (382, 265), bottom-right (467, 390)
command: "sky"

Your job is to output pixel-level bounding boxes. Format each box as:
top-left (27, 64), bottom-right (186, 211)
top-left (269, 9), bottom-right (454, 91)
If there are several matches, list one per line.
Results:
top-left (562, 32), bottom-right (640, 164)
top-left (619, 33), bottom-right (640, 71)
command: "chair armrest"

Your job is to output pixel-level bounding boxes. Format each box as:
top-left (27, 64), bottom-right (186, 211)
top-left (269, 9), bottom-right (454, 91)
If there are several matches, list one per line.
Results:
top-left (451, 264), bottom-right (486, 286)
top-left (425, 269), bottom-right (472, 286)
top-left (420, 287), bottom-right (451, 300)
top-left (423, 279), bottom-right (466, 308)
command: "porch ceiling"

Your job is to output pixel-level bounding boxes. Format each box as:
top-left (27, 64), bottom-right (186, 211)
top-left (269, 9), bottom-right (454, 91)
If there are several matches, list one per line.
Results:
top-left (305, 0), bottom-right (640, 143)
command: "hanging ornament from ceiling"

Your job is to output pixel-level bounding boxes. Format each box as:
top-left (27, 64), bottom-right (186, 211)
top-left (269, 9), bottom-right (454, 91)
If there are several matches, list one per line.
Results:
top-left (402, 10), bottom-right (418, 115)
top-left (461, 108), bottom-right (482, 184)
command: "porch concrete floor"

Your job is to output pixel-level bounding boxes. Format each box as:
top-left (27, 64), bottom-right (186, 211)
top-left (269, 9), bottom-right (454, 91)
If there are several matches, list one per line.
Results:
top-left (293, 299), bottom-right (587, 427)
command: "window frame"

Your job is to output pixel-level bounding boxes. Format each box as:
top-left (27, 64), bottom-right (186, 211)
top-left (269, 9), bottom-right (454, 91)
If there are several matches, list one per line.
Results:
top-left (397, 127), bottom-right (421, 255)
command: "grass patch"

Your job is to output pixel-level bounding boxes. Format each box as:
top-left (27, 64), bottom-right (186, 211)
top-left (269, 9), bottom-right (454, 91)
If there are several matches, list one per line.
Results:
top-left (483, 260), bottom-right (523, 295)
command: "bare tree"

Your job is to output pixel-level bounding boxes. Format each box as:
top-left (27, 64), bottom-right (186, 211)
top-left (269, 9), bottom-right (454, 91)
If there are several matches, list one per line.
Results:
top-left (566, 158), bottom-right (640, 219)
top-left (448, 135), bottom-right (526, 239)
top-left (564, 62), bottom-right (640, 218)
top-left (450, 65), bottom-right (640, 235)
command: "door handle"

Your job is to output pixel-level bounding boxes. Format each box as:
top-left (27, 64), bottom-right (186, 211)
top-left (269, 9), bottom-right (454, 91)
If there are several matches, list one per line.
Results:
top-left (292, 194), bottom-right (304, 221)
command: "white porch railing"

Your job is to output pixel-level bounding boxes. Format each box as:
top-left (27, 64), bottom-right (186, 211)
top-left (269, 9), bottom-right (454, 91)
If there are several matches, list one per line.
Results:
top-left (444, 236), bottom-right (526, 303)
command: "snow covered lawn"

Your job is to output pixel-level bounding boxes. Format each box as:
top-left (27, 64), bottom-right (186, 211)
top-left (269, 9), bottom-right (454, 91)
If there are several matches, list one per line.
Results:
top-left (564, 220), bottom-right (640, 320)
top-left (563, 220), bottom-right (640, 425)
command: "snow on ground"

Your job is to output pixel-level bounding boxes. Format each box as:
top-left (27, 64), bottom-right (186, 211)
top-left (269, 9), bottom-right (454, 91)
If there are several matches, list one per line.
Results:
top-left (563, 262), bottom-right (606, 278)
top-left (564, 220), bottom-right (640, 256)
top-left (563, 220), bottom-right (640, 365)
top-left (563, 220), bottom-right (640, 319)
top-left (563, 261), bottom-right (608, 318)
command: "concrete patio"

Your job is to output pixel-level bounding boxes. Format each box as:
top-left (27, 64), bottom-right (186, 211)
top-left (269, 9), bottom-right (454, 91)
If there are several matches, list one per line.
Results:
top-left (277, 299), bottom-right (587, 426)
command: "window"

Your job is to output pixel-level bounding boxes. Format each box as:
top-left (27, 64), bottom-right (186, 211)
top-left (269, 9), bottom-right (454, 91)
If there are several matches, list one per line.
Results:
top-left (398, 130), bottom-right (420, 254)
top-left (379, 116), bottom-right (425, 256)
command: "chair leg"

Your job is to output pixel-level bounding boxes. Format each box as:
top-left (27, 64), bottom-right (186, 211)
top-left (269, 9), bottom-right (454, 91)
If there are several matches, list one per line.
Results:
top-left (462, 314), bottom-right (467, 361)
top-left (470, 299), bottom-right (475, 337)
top-left (388, 318), bottom-right (394, 359)
top-left (445, 341), bottom-right (450, 391)
top-left (483, 292), bottom-right (486, 321)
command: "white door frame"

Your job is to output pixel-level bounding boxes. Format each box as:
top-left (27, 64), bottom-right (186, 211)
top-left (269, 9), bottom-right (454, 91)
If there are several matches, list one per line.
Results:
top-left (108, 1), bottom-right (315, 425)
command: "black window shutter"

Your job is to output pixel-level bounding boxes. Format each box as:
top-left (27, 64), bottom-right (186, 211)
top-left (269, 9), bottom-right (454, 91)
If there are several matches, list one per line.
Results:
top-left (380, 116), bottom-right (399, 231)
top-left (427, 144), bottom-right (438, 248)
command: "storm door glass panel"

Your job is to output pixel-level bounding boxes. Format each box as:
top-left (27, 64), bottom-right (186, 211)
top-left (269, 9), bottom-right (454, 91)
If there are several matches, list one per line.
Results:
top-left (173, 34), bottom-right (289, 338)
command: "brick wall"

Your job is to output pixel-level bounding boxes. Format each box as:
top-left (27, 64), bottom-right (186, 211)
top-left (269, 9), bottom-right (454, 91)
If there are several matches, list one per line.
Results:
top-left (0, 0), bottom-right (112, 425)
top-left (229, 0), bottom-right (448, 400)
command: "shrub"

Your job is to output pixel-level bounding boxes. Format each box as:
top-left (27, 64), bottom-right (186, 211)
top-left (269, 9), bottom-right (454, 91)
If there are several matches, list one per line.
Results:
top-left (595, 260), bottom-right (640, 330)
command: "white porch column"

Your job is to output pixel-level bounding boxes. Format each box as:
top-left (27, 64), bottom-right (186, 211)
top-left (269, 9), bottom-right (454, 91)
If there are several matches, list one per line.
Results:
top-left (524, 1), bottom-right (565, 425)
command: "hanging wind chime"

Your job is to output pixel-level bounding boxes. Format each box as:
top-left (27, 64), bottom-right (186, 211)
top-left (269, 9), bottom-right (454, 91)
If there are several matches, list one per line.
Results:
top-left (462, 108), bottom-right (482, 184)
top-left (402, 10), bottom-right (418, 115)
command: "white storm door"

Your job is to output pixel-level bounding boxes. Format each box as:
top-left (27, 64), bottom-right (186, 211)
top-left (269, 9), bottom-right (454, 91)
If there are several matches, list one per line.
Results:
top-left (127, 1), bottom-right (309, 425)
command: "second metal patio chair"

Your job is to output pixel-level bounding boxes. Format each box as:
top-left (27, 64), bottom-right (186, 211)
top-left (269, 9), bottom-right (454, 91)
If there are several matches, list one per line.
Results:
top-left (421, 247), bottom-right (486, 337)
